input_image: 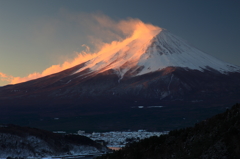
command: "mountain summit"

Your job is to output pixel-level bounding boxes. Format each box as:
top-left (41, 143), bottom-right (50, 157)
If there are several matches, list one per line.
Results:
top-left (0, 28), bottom-right (240, 131)
top-left (72, 29), bottom-right (239, 81)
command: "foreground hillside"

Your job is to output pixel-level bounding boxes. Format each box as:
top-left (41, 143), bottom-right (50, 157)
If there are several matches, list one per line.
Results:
top-left (0, 125), bottom-right (108, 158)
top-left (98, 103), bottom-right (240, 159)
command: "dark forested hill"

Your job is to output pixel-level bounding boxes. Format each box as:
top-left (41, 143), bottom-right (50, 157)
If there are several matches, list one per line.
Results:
top-left (97, 103), bottom-right (240, 159)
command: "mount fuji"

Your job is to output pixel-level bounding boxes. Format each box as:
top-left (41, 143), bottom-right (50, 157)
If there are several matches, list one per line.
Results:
top-left (0, 28), bottom-right (240, 131)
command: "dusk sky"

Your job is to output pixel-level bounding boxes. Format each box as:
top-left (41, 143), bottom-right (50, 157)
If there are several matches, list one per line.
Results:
top-left (0, 0), bottom-right (240, 86)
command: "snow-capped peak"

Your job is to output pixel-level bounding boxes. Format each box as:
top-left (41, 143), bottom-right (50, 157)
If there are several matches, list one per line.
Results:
top-left (136, 30), bottom-right (240, 75)
top-left (74, 28), bottom-right (240, 78)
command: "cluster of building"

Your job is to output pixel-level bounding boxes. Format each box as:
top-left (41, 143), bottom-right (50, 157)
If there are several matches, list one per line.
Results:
top-left (78, 130), bottom-right (169, 148)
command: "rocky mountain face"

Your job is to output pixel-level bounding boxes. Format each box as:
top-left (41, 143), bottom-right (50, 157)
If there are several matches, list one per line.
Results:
top-left (97, 103), bottom-right (240, 159)
top-left (0, 29), bottom-right (240, 131)
top-left (0, 125), bottom-right (108, 158)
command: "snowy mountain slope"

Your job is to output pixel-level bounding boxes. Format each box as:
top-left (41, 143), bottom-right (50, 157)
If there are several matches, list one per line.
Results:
top-left (137, 30), bottom-right (240, 75)
top-left (72, 29), bottom-right (240, 80)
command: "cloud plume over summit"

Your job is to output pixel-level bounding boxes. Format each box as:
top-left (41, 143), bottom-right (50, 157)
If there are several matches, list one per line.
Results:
top-left (5, 13), bottom-right (160, 85)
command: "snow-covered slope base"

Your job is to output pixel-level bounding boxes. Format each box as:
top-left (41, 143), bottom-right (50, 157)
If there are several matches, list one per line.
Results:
top-left (0, 125), bottom-right (108, 158)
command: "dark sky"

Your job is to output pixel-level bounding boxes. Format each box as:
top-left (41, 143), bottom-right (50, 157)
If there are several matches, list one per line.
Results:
top-left (0, 0), bottom-right (240, 86)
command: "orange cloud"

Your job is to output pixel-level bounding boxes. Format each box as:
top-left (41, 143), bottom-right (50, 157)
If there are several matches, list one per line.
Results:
top-left (8, 14), bottom-right (160, 85)
top-left (0, 72), bottom-right (7, 78)
top-left (0, 72), bottom-right (13, 82)
top-left (9, 52), bottom-right (98, 84)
